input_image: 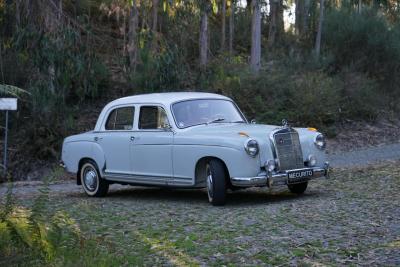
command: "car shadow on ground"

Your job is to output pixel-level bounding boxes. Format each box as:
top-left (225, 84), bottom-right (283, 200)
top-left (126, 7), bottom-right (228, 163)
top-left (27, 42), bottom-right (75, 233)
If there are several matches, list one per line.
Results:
top-left (69, 185), bottom-right (327, 207)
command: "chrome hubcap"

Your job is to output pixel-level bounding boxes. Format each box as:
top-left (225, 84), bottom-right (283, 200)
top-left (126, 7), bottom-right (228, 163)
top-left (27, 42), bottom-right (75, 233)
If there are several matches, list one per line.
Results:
top-left (206, 165), bottom-right (213, 200)
top-left (84, 168), bottom-right (97, 191)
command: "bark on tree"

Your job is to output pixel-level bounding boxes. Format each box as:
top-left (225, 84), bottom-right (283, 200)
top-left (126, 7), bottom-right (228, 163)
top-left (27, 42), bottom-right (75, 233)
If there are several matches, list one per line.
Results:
top-left (58, 0), bottom-right (63, 20)
top-left (128, 2), bottom-right (139, 71)
top-left (315, 0), bottom-right (325, 57)
top-left (250, 0), bottom-right (261, 73)
top-left (221, 0), bottom-right (226, 51)
top-left (199, 9), bottom-right (209, 67)
top-left (229, 0), bottom-right (235, 56)
top-left (16, 0), bottom-right (21, 30)
top-left (277, 0), bottom-right (284, 33)
top-left (268, 0), bottom-right (278, 47)
top-left (152, 0), bottom-right (159, 32)
top-left (295, 0), bottom-right (303, 35)
top-left (295, 0), bottom-right (310, 36)
top-left (303, 0), bottom-right (310, 34)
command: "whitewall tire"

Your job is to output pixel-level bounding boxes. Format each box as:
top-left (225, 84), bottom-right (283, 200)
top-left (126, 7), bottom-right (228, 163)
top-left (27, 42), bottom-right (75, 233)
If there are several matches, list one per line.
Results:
top-left (80, 160), bottom-right (109, 197)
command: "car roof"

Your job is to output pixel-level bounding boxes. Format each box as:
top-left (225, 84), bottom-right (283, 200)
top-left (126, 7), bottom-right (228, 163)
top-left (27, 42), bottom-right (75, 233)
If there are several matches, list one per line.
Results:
top-left (94, 92), bottom-right (232, 131)
top-left (107, 92), bottom-right (231, 106)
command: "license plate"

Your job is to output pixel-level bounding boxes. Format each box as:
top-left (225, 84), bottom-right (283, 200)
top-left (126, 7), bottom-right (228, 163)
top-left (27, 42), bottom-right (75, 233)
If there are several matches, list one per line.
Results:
top-left (287, 169), bottom-right (313, 183)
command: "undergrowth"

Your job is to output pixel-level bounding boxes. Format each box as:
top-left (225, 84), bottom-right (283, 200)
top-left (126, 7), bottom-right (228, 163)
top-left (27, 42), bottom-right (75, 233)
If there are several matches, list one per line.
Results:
top-left (0, 168), bottom-right (120, 266)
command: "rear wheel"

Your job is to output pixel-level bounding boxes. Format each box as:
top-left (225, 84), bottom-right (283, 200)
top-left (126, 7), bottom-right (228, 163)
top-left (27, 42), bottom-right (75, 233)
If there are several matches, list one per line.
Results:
top-left (80, 160), bottom-right (109, 197)
top-left (206, 160), bottom-right (227, 206)
top-left (288, 182), bottom-right (308, 195)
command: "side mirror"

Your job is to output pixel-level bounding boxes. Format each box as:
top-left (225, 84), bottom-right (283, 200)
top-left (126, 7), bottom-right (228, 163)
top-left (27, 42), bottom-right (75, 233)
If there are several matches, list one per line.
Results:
top-left (250, 119), bottom-right (257, 124)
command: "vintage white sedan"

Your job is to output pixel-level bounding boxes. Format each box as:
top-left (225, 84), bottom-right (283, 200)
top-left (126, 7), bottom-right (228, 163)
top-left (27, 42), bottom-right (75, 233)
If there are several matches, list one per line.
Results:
top-left (61, 92), bottom-right (329, 205)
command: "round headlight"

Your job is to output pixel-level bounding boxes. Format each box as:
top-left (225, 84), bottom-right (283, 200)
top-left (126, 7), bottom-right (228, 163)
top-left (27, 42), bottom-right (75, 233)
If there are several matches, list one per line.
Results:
top-left (314, 134), bottom-right (326, 150)
top-left (244, 139), bottom-right (259, 157)
top-left (308, 154), bottom-right (317, 167)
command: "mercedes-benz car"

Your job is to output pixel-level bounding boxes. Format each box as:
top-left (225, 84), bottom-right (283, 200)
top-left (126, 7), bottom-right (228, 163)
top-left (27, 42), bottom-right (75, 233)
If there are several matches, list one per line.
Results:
top-left (61, 92), bottom-right (329, 206)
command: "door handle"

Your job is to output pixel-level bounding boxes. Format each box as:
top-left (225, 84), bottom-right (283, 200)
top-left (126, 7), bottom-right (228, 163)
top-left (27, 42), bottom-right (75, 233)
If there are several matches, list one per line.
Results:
top-left (130, 136), bottom-right (135, 141)
top-left (94, 137), bottom-right (103, 142)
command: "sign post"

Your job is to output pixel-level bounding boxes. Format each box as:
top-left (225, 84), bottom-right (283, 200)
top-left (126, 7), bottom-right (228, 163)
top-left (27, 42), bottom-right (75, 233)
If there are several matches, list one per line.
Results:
top-left (0, 98), bottom-right (17, 178)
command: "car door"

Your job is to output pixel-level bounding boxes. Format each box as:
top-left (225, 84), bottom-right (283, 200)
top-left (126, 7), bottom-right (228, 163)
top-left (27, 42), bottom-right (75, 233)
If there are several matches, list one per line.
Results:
top-left (96, 106), bottom-right (135, 175)
top-left (130, 105), bottom-right (173, 182)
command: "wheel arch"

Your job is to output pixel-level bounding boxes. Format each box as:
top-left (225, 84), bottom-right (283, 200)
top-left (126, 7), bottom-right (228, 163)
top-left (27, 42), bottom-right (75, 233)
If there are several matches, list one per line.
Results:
top-left (194, 156), bottom-right (231, 188)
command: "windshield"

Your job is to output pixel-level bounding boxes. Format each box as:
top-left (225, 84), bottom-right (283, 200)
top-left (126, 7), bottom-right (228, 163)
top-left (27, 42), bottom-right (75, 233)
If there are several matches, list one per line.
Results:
top-left (172, 99), bottom-right (246, 128)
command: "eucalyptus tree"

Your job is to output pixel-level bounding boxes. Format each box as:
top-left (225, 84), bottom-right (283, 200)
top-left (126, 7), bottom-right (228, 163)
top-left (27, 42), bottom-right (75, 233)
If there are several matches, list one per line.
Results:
top-left (268, 0), bottom-right (284, 47)
top-left (250, 0), bottom-right (261, 73)
top-left (229, 0), bottom-right (235, 56)
top-left (198, 0), bottom-right (218, 68)
top-left (128, 0), bottom-right (139, 71)
top-left (152, 0), bottom-right (159, 32)
top-left (315, 0), bottom-right (325, 57)
top-left (221, 0), bottom-right (227, 51)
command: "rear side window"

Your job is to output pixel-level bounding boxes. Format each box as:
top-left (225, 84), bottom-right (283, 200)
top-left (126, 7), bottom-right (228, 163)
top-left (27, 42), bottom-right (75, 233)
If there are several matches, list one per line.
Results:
top-left (139, 106), bottom-right (170, 129)
top-left (105, 107), bottom-right (135, 130)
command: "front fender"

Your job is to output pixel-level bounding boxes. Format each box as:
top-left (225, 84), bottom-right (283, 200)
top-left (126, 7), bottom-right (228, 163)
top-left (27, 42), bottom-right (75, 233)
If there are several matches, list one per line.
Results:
top-left (172, 145), bottom-right (262, 185)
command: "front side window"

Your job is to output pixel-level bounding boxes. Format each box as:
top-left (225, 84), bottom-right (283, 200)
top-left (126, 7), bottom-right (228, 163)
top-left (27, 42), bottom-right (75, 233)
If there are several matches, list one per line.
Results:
top-left (172, 99), bottom-right (245, 128)
top-left (105, 107), bottom-right (135, 130)
top-left (139, 106), bottom-right (170, 130)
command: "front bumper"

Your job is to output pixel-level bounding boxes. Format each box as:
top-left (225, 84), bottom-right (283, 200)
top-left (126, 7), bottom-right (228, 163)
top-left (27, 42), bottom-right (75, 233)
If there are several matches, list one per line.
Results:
top-left (231, 162), bottom-right (330, 187)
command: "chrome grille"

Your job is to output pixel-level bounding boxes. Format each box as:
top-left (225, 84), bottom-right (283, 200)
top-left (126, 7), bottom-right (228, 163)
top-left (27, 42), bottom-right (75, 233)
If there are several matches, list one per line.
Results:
top-left (273, 129), bottom-right (304, 171)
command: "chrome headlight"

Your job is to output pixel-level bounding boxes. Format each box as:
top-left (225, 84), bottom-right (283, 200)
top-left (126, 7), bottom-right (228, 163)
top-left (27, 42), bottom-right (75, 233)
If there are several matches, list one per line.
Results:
top-left (244, 139), bottom-right (259, 157)
top-left (314, 134), bottom-right (326, 150)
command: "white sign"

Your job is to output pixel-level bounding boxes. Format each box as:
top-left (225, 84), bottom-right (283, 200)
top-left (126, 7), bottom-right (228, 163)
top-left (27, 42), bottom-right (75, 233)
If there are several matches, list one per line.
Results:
top-left (0, 98), bottom-right (17, 111)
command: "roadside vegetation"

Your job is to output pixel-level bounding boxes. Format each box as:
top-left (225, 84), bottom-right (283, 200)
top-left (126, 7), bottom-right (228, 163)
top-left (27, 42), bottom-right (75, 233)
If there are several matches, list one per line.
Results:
top-left (1, 162), bottom-right (399, 266)
top-left (0, 1), bottom-right (400, 179)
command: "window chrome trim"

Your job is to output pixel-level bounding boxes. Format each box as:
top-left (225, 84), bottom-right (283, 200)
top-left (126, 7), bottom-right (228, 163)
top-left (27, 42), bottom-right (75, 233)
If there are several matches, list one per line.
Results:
top-left (138, 105), bottom-right (171, 131)
top-left (104, 106), bottom-right (135, 131)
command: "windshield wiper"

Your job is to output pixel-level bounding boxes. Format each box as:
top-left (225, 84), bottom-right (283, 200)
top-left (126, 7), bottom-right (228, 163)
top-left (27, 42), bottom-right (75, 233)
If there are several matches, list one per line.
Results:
top-left (231, 120), bottom-right (246, 123)
top-left (206, 118), bottom-right (225, 124)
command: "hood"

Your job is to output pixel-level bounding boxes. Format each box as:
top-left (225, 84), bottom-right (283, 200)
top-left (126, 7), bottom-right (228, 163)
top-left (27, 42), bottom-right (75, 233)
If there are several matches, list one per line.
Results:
top-left (179, 123), bottom-right (279, 140)
top-left (177, 123), bottom-right (320, 148)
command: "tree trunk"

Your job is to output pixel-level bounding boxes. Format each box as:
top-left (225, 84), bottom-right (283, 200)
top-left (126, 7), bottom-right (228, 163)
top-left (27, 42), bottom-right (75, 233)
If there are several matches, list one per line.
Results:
top-left (358, 0), bottom-right (362, 13)
top-left (221, 0), bottom-right (226, 51)
top-left (295, 0), bottom-right (303, 35)
top-left (295, 0), bottom-right (310, 36)
top-left (315, 0), bottom-right (324, 57)
top-left (229, 0), bottom-right (235, 56)
top-left (16, 0), bottom-right (21, 30)
top-left (58, 0), bottom-right (63, 20)
top-left (128, 2), bottom-right (139, 71)
top-left (268, 0), bottom-right (277, 47)
top-left (303, 0), bottom-right (310, 34)
top-left (250, 0), bottom-right (261, 73)
top-left (199, 10), bottom-right (209, 68)
top-left (152, 0), bottom-right (159, 32)
top-left (277, 0), bottom-right (284, 33)
top-left (269, 0), bottom-right (283, 47)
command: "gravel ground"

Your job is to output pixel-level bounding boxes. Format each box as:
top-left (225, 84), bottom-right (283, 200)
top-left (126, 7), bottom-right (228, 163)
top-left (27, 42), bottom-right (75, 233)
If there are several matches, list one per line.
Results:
top-left (2, 163), bottom-right (399, 266)
top-left (1, 144), bottom-right (400, 266)
top-left (328, 142), bottom-right (400, 168)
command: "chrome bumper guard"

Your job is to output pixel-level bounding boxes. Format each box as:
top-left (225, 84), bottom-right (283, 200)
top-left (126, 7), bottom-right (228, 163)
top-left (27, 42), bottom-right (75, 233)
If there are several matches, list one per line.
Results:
top-left (231, 162), bottom-right (330, 187)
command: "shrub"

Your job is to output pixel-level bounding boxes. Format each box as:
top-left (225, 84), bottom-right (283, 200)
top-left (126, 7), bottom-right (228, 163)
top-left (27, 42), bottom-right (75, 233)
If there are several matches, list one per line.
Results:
top-left (324, 9), bottom-right (400, 92)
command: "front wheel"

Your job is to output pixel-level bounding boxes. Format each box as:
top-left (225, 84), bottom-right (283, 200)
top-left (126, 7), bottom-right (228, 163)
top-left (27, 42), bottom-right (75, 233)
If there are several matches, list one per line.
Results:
top-left (80, 160), bottom-right (109, 197)
top-left (288, 182), bottom-right (308, 195)
top-left (206, 160), bottom-right (227, 206)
